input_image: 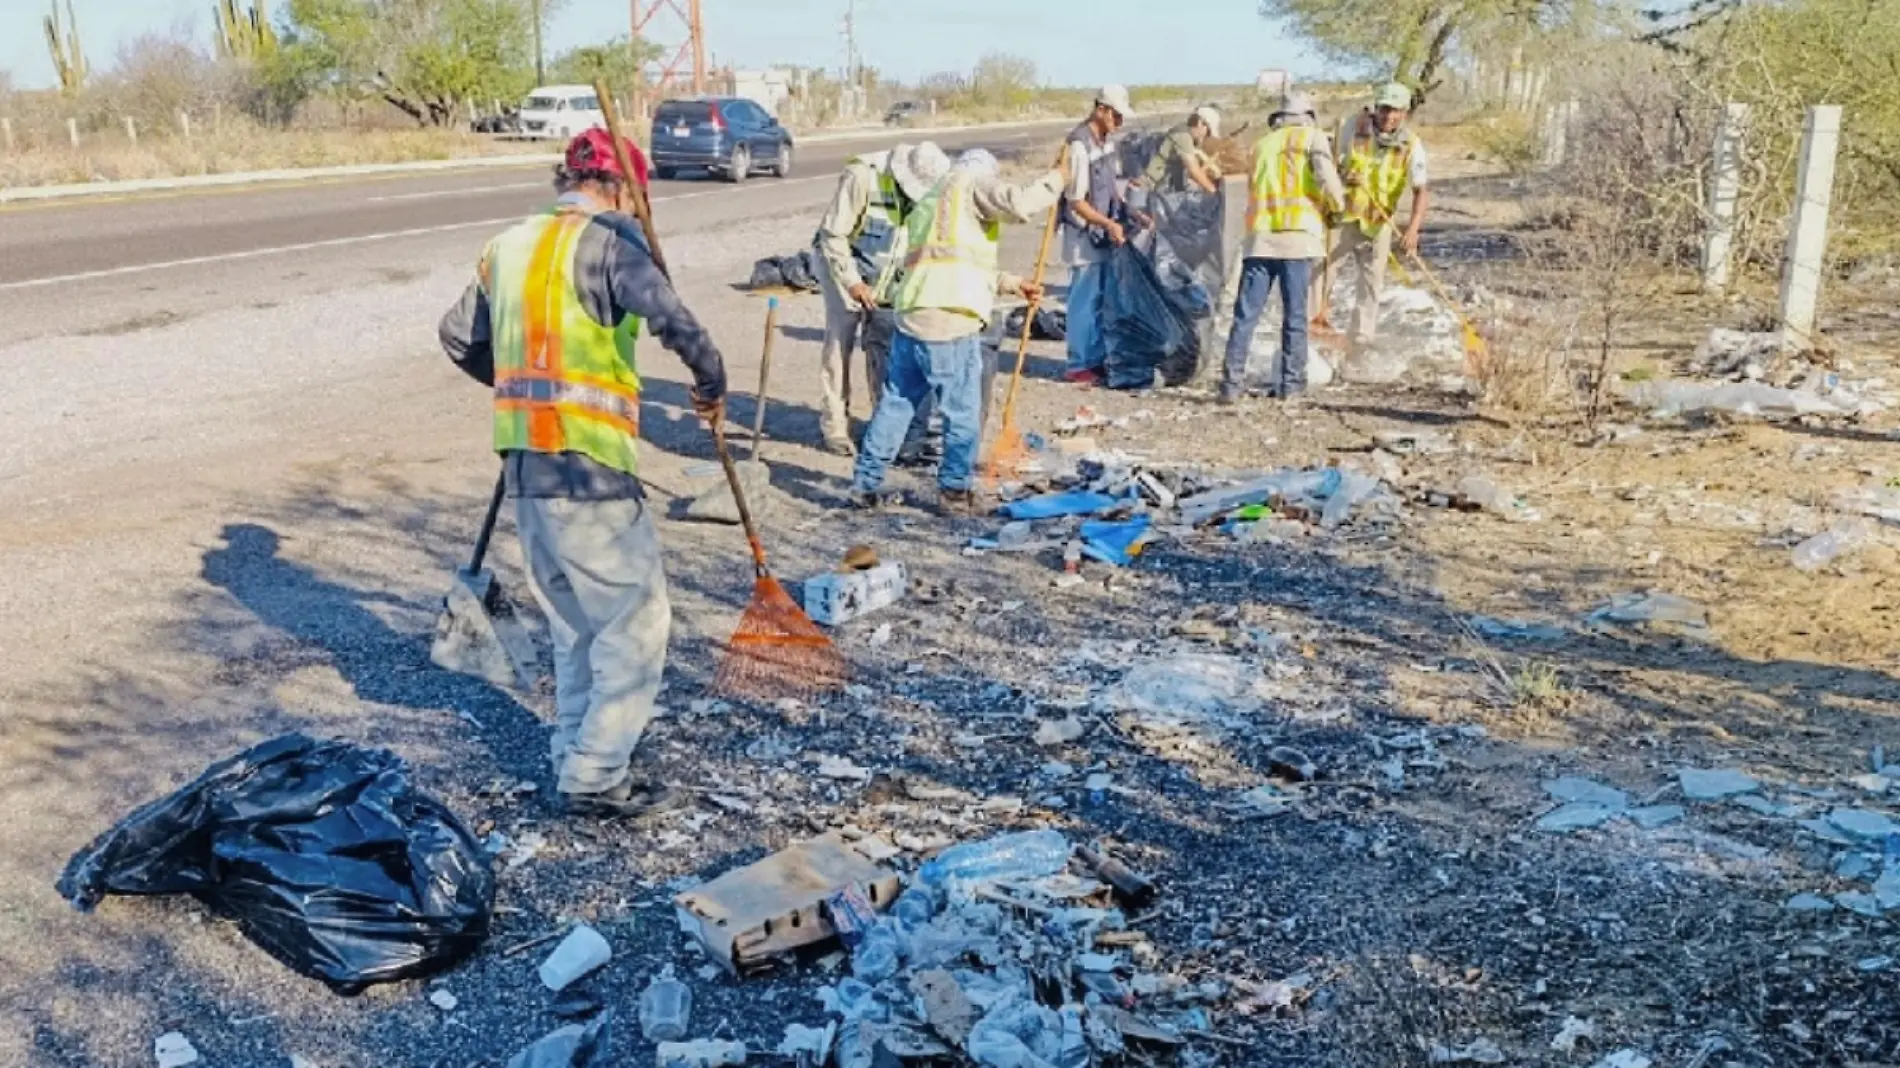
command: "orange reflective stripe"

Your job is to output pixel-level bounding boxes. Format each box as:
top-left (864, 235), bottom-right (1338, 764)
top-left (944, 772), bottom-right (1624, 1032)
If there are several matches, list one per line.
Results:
top-left (495, 399), bottom-right (639, 436)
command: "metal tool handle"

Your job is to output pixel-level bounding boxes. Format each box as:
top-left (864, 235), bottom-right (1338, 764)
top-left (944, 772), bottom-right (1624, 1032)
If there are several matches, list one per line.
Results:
top-left (752, 298), bottom-right (777, 462)
top-left (467, 471), bottom-right (507, 574)
top-left (594, 80), bottom-right (669, 280)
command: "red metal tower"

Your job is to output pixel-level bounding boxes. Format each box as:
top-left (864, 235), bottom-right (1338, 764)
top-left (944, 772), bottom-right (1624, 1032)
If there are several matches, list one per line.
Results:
top-left (633, 0), bottom-right (708, 96)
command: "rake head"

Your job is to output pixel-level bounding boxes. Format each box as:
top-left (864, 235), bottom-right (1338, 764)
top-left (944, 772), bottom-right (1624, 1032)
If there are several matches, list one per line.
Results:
top-left (713, 574), bottom-right (848, 701)
top-left (983, 415), bottom-right (1032, 488)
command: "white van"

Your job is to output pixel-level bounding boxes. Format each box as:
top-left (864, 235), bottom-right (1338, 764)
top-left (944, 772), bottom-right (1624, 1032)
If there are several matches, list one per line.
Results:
top-left (517, 85), bottom-right (606, 141)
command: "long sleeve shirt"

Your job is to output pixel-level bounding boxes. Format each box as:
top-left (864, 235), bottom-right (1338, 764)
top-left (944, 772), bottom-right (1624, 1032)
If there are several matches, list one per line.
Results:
top-left (440, 194), bottom-right (728, 499)
top-left (898, 167), bottom-right (1067, 343)
top-left (814, 156), bottom-right (884, 294)
top-left (1243, 122), bottom-right (1348, 262)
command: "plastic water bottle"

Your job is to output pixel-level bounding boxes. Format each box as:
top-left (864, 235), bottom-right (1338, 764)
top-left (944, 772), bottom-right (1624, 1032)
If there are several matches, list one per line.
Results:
top-left (893, 886), bottom-right (936, 928)
top-left (918, 829), bottom-right (1073, 890)
top-left (1793, 521), bottom-right (1872, 571)
top-left (640, 963), bottom-right (693, 1042)
top-left (851, 922), bottom-right (903, 982)
top-left (1055, 1004), bottom-right (1090, 1068)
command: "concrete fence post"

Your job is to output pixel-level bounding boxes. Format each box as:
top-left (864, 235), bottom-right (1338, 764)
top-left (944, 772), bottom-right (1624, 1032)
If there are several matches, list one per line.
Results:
top-left (124, 116), bottom-right (138, 145)
top-left (1778, 104), bottom-right (1842, 349)
top-left (67, 118), bottom-right (79, 148)
top-left (1701, 102), bottom-right (1749, 294)
top-left (179, 111), bottom-right (192, 139)
top-left (1, 118), bottom-right (13, 152)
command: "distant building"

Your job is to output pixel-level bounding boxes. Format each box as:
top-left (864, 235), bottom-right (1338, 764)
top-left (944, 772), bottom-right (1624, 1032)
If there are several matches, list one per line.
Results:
top-left (732, 68), bottom-right (797, 115)
top-left (1255, 69), bottom-right (1290, 98)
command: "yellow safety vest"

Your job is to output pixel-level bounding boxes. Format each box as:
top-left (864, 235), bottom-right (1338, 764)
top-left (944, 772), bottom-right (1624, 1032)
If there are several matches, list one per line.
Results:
top-left (848, 154), bottom-right (908, 298)
top-left (1339, 113), bottom-right (1418, 236)
top-left (1245, 125), bottom-right (1325, 237)
top-left (484, 207), bottom-right (643, 476)
top-left (894, 172), bottom-right (1002, 323)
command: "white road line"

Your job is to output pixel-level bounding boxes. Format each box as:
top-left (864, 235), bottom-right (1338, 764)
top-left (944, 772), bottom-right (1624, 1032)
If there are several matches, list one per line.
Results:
top-left (366, 181), bottom-right (546, 203)
top-left (0, 174), bottom-right (839, 292)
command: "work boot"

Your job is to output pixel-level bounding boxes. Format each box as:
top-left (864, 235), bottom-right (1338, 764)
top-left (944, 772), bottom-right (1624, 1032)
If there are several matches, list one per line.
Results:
top-left (1216, 386), bottom-right (1242, 406)
top-left (934, 488), bottom-right (978, 516)
top-left (849, 488), bottom-right (899, 510)
top-left (821, 437), bottom-right (856, 457)
top-left (1062, 368), bottom-right (1103, 387)
top-left (558, 777), bottom-right (686, 820)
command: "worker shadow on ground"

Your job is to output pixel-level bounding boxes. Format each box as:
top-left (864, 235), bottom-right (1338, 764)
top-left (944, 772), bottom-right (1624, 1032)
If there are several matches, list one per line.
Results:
top-left (776, 323), bottom-right (827, 345)
top-left (639, 378), bottom-right (860, 511)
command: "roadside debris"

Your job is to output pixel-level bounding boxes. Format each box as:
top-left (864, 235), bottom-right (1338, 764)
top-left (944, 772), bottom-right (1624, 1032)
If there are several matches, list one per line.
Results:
top-left (539, 925), bottom-right (613, 992)
top-left (655, 1039), bottom-right (746, 1068)
top-left (507, 1015), bottom-right (610, 1068)
top-left (640, 964), bottom-right (693, 1041)
top-left (1582, 591), bottom-right (1710, 633)
top-left (805, 563), bottom-right (908, 625)
top-left (155, 1032), bottom-right (200, 1068)
top-left (429, 989), bottom-right (460, 1012)
top-left (1678, 768), bottom-right (1761, 801)
top-left (676, 833), bottom-right (902, 975)
top-left (1792, 518), bottom-right (1877, 571)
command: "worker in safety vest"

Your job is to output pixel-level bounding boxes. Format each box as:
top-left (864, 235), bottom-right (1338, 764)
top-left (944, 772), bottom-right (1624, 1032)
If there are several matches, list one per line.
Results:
top-left (439, 129), bottom-right (728, 819)
top-left (1219, 91), bottom-right (1345, 403)
top-left (1321, 82), bottom-right (1432, 354)
top-left (851, 149), bottom-right (1066, 514)
top-left (812, 143), bottom-right (951, 456)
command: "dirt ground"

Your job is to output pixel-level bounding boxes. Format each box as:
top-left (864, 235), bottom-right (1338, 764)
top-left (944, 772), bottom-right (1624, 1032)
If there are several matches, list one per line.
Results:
top-left (12, 126), bottom-right (1900, 1068)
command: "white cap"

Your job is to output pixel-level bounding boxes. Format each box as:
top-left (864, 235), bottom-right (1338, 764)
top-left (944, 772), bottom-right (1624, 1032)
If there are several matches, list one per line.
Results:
top-left (954, 148), bottom-right (999, 177)
top-left (890, 142), bottom-right (950, 200)
top-left (1095, 84), bottom-right (1137, 119)
top-left (1191, 105), bottom-right (1221, 138)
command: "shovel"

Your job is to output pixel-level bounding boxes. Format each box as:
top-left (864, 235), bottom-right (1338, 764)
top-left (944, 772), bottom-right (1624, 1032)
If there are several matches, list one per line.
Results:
top-left (683, 298), bottom-right (779, 524)
top-left (430, 472), bottom-right (538, 691)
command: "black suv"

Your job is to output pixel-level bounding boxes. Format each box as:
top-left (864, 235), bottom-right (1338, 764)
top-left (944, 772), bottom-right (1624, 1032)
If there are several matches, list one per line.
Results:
top-left (649, 97), bottom-right (794, 183)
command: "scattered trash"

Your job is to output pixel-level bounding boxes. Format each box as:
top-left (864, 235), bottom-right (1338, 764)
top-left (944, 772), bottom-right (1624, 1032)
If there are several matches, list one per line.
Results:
top-left (1076, 844), bottom-right (1159, 908)
top-left (1631, 379), bottom-right (1876, 421)
top-left (1079, 516), bottom-right (1154, 566)
top-left (1033, 717), bottom-right (1087, 747)
top-left (155, 1032), bottom-right (200, 1068)
top-left (1626, 805), bottom-right (1686, 829)
top-left (1828, 808), bottom-right (1900, 842)
top-left (540, 925), bottom-right (613, 992)
top-left (508, 1015), bottom-right (611, 1068)
top-left (1456, 476), bottom-right (1541, 523)
top-left (817, 755), bottom-right (874, 783)
top-left (1544, 777), bottom-right (1630, 809)
top-left (1537, 802), bottom-right (1622, 833)
top-left (1430, 1038), bottom-right (1506, 1064)
top-left (746, 251), bottom-right (822, 293)
top-left (778, 1023), bottom-right (837, 1064)
top-left (1786, 892), bottom-right (1837, 912)
top-left (1551, 1016), bottom-right (1596, 1053)
top-left (656, 1039), bottom-right (746, 1068)
top-left (429, 989), bottom-right (460, 1012)
top-left (1792, 518), bottom-right (1877, 571)
top-left (676, 833), bottom-right (901, 975)
top-left (1003, 303), bottom-right (1067, 343)
top-left (1691, 327), bottom-right (1785, 380)
top-left (805, 563), bottom-right (908, 626)
top-left (1591, 1052), bottom-right (1652, 1068)
top-left (1678, 768), bottom-right (1761, 801)
top-left (1583, 591), bottom-right (1709, 632)
top-left (998, 490), bottom-right (1126, 521)
top-left (918, 828), bottom-right (1072, 896)
top-left (1111, 653), bottom-right (1265, 738)
top-left (57, 733), bottom-right (494, 991)
top-left (1468, 615), bottom-right (1567, 641)
top-left (640, 964), bottom-right (694, 1042)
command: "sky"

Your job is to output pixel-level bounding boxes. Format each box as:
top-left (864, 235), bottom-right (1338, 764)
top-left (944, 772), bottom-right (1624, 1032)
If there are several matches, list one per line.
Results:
top-left (3, 0), bottom-right (1321, 92)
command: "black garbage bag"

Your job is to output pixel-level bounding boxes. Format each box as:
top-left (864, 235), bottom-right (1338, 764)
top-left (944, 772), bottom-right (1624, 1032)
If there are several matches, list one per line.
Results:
top-left (1102, 240), bottom-right (1200, 390)
top-left (1145, 189), bottom-right (1224, 385)
top-left (1002, 303), bottom-right (1068, 342)
top-left (57, 733), bottom-right (495, 992)
top-left (747, 257), bottom-right (787, 290)
top-left (778, 249), bottom-right (823, 293)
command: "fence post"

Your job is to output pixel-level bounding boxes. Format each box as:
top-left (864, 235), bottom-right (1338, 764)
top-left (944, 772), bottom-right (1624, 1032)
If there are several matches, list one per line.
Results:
top-left (1700, 102), bottom-right (1749, 294)
top-left (1778, 104), bottom-right (1842, 349)
top-left (67, 118), bottom-right (79, 148)
top-left (124, 116), bottom-right (138, 145)
top-left (179, 110), bottom-right (192, 139)
top-left (1, 118), bottom-right (12, 152)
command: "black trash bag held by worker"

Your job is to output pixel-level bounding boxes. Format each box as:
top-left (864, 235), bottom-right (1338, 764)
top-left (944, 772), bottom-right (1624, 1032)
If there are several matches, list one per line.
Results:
top-left (1101, 237), bottom-right (1199, 390)
top-left (56, 732), bottom-right (496, 992)
top-left (1144, 187), bottom-right (1224, 384)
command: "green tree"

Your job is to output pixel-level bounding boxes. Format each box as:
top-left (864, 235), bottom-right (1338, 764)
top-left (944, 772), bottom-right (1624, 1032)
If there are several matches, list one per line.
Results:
top-left (548, 36), bottom-right (663, 93)
top-left (970, 52), bottom-right (1036, 108)
top-left (280, 0), bottom-right (535, 126)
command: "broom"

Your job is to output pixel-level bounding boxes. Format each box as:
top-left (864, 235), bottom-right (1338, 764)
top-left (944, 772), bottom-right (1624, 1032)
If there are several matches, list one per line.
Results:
top-left (984, 145), bottom-right (1070, 484)
top-left (709, 311), bottom-right (847, 699)
top-left (1364, 196), bottom-right (1489, 378)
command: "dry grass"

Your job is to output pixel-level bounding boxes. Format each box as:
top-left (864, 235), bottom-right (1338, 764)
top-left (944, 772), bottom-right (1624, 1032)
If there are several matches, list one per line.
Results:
top-left (0, 122), bottom-right (551, 188)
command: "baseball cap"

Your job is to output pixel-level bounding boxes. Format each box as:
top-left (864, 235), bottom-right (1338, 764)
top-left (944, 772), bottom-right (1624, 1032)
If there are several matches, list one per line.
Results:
top-left (1096, 85), bottom-right (1137, 120)
top-left (1192, 105), bottom-right (1221, 137)
top-left (1375, 82), bottom-right (1414, 110)
top-left (564, 128), bottom-right (649, 186)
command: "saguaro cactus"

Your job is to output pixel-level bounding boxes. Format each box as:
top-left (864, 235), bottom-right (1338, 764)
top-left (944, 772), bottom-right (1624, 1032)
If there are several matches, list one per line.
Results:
top-left (214, 0), bottom-right (277, 61)
top-left (44, 0), bottom-right (87, 96)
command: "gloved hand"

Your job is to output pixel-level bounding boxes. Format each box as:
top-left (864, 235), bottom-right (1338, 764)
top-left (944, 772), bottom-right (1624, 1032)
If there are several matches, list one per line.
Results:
top-left (693, 390), bottom-right (725, 427)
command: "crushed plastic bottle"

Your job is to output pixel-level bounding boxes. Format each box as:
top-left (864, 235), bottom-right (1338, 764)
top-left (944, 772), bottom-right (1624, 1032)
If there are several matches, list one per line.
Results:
top-left (639, 963), bottom-right (693, 1042)
top-left (1792, 519), bottom-right (1874, 571)
top-left (851, 922), bottom-right (903, 982)
top-left (918, 829), bottom-right (1073, 892)
top-left (892, 886), bottom-right (937, 928)
top-left (1055, 1005), bottom-right (1089, 1068)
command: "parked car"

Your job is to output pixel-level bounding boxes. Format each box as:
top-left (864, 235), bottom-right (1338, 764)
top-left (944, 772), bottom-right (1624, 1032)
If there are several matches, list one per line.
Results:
top-left (517, 85), bottom-right (605, 141)
top-left (472, 109), bottom-right (519, 135)
top-left (884, 100), bottom-right (925, 126)
top-left (649, 97), bottom-right (794, 183)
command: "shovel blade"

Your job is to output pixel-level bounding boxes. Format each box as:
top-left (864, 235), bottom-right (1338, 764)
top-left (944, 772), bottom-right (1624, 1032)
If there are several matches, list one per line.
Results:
top-left (431, 567), bottom-right (538, 692)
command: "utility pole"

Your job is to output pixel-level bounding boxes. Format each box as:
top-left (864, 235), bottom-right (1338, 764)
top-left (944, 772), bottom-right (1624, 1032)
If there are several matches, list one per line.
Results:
top-left (841, 0), bottom-right (858, 88)
top-left (532, 0), bottom-right (545, 85)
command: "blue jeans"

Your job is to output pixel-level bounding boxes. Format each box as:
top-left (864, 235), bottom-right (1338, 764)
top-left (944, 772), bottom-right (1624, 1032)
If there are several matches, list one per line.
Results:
top-left (853, 330), bottom-right (985, 493)
top-left (1064, 261), bottom-right (1109, 374)
top-left (1222, 257), bottom-right (1313, 396)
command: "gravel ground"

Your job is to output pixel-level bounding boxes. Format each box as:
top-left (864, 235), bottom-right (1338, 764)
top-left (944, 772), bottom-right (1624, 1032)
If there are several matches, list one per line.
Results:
top-left (7, 145), bottom-right (1900, 1068)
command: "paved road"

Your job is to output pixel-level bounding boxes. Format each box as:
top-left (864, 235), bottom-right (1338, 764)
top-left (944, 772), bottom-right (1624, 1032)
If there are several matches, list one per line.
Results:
top-left (0, 122), bottom-right (1070, 343)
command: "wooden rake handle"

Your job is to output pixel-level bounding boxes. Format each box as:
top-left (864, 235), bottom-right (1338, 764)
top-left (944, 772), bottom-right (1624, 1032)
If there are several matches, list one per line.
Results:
top-left (999, 144), bottom-right (1071, 421)
top-left (594, 79), bottom-right (669, 279)
top-left (714, 300), bottom-right (779, 580)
